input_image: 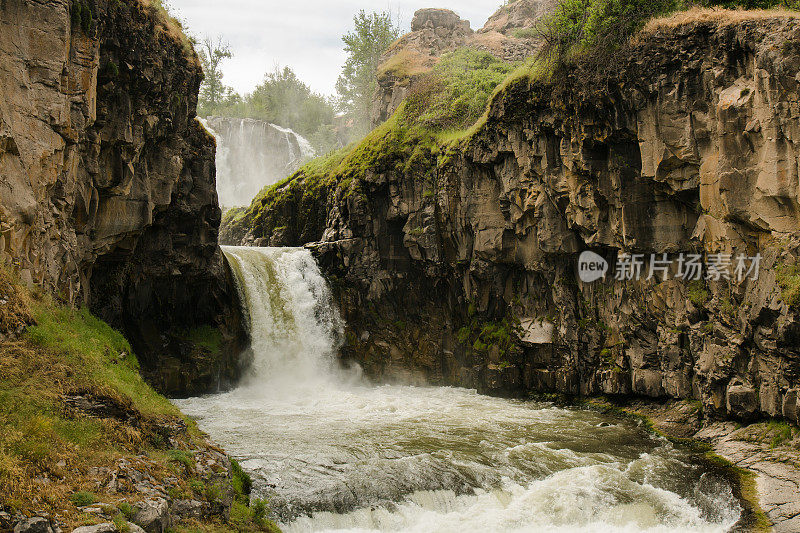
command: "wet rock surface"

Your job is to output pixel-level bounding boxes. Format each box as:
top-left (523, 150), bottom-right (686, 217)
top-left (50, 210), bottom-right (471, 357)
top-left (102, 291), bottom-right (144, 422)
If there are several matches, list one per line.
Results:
top-left (625, 399), bottom-right (800, 533)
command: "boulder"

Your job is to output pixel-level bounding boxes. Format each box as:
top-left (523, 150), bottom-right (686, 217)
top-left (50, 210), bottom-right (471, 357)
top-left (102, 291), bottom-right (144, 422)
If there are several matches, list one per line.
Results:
top-left (132, 499), bottom-right (169, 533)
top-left (170, 500), bottom-right (203, 520)
top-left (13, 518), bottom-right (52, 533)
top-left (410, 9), bottom-right (470, 32)
top-left (726, 384), bottom-right (759, 420)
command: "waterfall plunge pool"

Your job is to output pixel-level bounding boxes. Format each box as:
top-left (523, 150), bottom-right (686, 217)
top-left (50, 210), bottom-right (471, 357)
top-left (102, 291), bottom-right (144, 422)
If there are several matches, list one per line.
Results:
top-left (175, 247), bottom-right (742, 533)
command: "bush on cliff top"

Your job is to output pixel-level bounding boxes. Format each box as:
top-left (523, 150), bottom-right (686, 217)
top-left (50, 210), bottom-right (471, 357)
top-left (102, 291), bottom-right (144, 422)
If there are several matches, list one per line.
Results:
top-left (538, 0), bottom-right (800, 64)
top-left (537, 0), bottom-right (684, 62)
top-left (403, 48), bottom-right (516, 132)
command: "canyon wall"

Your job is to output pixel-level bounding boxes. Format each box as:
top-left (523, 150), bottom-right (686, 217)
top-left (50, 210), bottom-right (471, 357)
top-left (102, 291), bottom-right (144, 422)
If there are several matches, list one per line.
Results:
top-left (227, 14), bottom-right (800, 424)
top-left (0, 0), bottom-right (244, 394)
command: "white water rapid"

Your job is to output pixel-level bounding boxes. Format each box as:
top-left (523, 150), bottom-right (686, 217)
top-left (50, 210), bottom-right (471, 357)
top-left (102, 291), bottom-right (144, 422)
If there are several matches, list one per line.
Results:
top-left (175, 246), bottom-right (743, 533)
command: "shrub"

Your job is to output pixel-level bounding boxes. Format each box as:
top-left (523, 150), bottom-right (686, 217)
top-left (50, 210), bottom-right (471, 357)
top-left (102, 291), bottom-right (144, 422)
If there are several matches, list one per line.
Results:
top-left (70, 491), bottom-right (96, 507)
top-left (112, 514), bottom-right (130, 533)
top-left (775, 262), bottom-right (800, 310)
top-left (538, 0), bottom-right (800, 68)
top-left (687, 280), bottom-right (710, 307)
top-left (537, 0), bottom-right (684, 63)
top-left (117, 502), bottom-right (135, 520)
top-left (167, 450), bottom-right (195, 471)
top-left (404, 48), bottom-right (516, 132)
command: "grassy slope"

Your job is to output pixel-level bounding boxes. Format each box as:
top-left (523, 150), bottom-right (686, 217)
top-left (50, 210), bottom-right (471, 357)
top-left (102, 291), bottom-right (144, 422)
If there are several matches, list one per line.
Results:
top-left (0, 267), bottom-right (277, 531)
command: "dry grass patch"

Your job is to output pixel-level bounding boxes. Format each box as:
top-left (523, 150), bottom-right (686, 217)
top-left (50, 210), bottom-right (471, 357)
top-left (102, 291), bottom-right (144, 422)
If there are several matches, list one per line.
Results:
top-left (641, 6), bottom-right (800, 34)
top-left (378, 48), bottom-right (435, 81)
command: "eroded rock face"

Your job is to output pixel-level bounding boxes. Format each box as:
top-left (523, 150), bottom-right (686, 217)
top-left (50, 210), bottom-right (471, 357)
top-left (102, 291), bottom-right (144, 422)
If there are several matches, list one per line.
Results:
top-left (480, 0), bottom-right (556, 35)
top-left (0, 0), bottom-right (244, 394)
top-left (236, 16), bottom-right (800, 423)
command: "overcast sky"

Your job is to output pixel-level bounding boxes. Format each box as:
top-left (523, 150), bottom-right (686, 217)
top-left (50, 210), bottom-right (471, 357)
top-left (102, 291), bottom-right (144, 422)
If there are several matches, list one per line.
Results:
top-left (168, 1), bottom-right (501, 97)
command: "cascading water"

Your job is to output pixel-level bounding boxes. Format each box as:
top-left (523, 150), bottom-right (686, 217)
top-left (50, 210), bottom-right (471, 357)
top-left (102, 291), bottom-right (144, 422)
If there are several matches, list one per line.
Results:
top-left (222, 246), bottom-right (344, 384)
top-left (175, 246), bottom-right (743, 533)
top-left (198, 117), bottom-right (315, 208)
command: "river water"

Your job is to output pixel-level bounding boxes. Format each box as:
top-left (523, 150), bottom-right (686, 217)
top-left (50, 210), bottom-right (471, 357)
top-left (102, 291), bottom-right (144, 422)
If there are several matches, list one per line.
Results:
top-left (175, 246), bottom-right (742, 533)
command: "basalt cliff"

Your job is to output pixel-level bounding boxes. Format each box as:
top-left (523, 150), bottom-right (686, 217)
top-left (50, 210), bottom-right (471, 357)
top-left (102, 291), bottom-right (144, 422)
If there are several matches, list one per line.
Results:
top-left (0, 0), bottom-right (244, 395)
top-left (225, 10), bottom-right (800, 431)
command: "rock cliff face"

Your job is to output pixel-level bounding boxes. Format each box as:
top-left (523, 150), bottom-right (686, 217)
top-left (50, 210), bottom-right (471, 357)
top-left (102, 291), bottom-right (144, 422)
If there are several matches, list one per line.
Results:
top-left (372, 2), bottom-right (553, 126)
top-left (228, 14), bottom-right (800, 425)
top-left (0, 0), bottom-right (244, 394)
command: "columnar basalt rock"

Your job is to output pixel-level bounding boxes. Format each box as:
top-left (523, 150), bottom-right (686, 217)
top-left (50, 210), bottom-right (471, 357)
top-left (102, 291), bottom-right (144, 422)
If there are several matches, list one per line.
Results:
top-left (0, 0), bottom-right (245, 394)
top-left (229, 15), bottom-right (800, 424)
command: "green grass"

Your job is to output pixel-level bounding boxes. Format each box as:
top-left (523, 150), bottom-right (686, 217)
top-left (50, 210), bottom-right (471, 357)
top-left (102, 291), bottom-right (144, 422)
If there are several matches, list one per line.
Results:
top-left (70, 491), bottom-right (97, 507)
top-left (230, 458), bottom-right (253, 500)
top-left (25, 302), bottom-right (181, 419)
top-left (687, 280), bottom-right (710, 307)
top-left (767, 421), bottom-right (796, 448)
top-left (228, 499), bottom-right (281, 533)
top-left (168, 450), bottom-right (196, 471)
top-left (0, 267), bottom-right (202, 514)
top-left (185, 325), bottom-right (224, 353)
top-left (775, 262), bottom-right (800, 310)
top-left (112, 514), bottom-right (130, 533)
top-left (118, 502), bottom-right (135, 520)
top-left (404, 48), bottom-right (517, 132)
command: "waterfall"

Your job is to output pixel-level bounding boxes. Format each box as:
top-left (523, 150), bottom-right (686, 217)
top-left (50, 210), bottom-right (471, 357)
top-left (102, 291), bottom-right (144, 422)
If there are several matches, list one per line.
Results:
top-left (199, 117), bottom-right (316, 208)
top-left (221, 245), bottom-right (344, 384)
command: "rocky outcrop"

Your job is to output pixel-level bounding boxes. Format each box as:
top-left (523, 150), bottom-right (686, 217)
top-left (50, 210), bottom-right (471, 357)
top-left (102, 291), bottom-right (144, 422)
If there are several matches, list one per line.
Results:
top-left (231, 14), bottom-right (800, 427)
top-left (372, 2), bottom-right (551, 126)
top-left (480, 0), bottom-right (555, 35)
top-left (0, 0), bottom-right (245, 395)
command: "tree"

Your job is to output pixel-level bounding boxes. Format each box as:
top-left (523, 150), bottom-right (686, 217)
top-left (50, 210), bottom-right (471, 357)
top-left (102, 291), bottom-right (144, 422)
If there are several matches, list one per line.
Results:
top-left (198, 36), bottom-right (232, 115)
top-left (248, 66), bottom-right (335, 137)
top-left (336, 10), bottom-right (400, 135)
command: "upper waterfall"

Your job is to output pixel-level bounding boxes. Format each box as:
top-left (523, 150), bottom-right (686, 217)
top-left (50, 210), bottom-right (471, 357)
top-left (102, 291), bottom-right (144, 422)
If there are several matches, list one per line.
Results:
top-left (200, 117), bottom-right (315, 208)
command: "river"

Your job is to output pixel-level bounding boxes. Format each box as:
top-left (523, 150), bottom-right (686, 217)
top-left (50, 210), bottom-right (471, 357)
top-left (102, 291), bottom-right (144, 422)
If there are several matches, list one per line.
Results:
top-left (175, 246), bottom-right (742, 533)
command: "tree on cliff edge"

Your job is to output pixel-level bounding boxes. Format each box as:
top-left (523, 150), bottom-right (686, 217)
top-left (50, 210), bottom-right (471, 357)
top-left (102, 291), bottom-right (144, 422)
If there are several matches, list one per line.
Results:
top-left (198, 36), bottom-right (233, 116)
top-left (336, 10), bottom-right (400, 136)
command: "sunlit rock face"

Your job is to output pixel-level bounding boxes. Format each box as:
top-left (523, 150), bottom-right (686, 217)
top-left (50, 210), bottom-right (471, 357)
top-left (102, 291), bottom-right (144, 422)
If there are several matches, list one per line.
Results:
top-left (0, 0), bottom-right (244, 394)
top-left (202, 117), bottom-right (315, 208)
top-left (229, 15), bottom-right (800, 425)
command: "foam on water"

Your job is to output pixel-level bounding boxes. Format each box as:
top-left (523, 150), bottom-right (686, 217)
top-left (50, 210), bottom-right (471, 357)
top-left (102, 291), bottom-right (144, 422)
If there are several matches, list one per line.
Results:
top-left (175, 246), bottom-right (742, 533)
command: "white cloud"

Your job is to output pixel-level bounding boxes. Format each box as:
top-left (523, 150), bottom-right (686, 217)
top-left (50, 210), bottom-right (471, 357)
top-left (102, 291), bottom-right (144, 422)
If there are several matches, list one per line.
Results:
top-left (167, 0), bottom-right (501, 96)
